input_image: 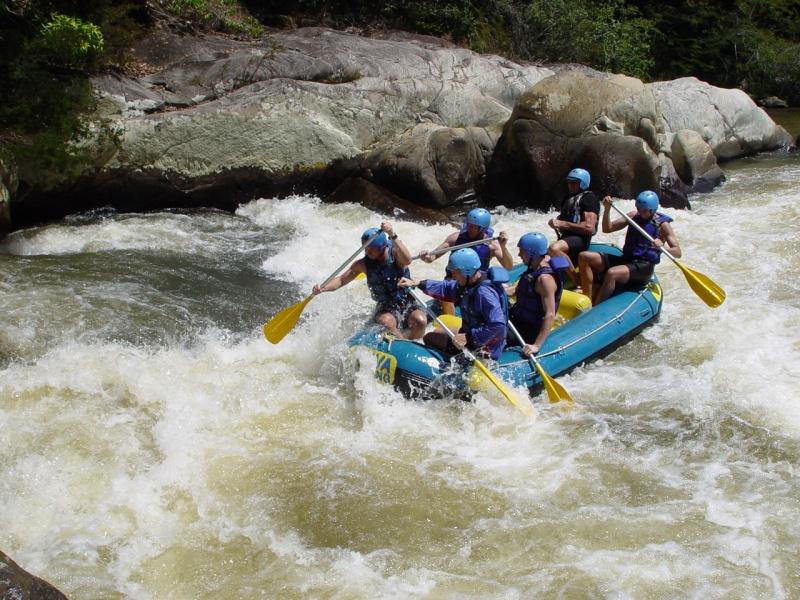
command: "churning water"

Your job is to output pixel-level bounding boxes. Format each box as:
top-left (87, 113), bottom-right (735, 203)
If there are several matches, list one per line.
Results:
top-left (1, 153), bottom-right (799, 599)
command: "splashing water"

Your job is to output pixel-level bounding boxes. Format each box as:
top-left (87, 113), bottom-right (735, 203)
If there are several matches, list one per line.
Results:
top-left (1, 154), bottom-right (799, 599)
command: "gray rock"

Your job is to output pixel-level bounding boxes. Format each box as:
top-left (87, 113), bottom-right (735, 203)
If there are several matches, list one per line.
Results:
top-left (0, 160), bottom-right (15, 236)
top-left (8, 28), bottom-right (794, 224)
top-left (486, 70), bottom-right (790, 209)
top-left (328, 122), bottom-right (501, 208)
top-left (0, 550), bottom-right (68, 599)
top-left (671, 129), bottom-right (725, 192)
top-left (485, 69), bottom-right (690, 208)
top-left (759, 96), bottom-right (788, 109)
top-left (651, 77), bottom-right (793, 159)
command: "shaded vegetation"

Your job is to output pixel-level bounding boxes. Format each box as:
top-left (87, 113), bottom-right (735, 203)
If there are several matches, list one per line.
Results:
top-left (252, 0), bottom-right (800, 101)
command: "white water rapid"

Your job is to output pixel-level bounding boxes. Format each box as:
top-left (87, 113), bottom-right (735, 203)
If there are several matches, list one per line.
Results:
top-left (1, 153), bottom-right (799, 599)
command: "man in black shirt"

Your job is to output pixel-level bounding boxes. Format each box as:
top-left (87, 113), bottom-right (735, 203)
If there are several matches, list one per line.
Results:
top-left (547, 168), bottom-right (600, 286)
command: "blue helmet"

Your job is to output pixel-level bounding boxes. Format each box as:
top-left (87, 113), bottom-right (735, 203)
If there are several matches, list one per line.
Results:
top-left (465, 208), bottom-right (491, 230)
top-left (517, 232), bottom-right (548, 259)
top-left (448, 248), bottom-right (482, 278)
top-left (635, 190), bottom-right (659, 211)
top-left (566, 168), bottom-right (591, 191)
top-left (361, 227), bottom-right (388, 250)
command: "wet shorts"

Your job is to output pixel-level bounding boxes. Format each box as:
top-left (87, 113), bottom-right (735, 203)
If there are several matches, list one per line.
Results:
top-left (559, 235), bottom-right (591, 264)
top-left (601, 254), bottom-right (655, 284)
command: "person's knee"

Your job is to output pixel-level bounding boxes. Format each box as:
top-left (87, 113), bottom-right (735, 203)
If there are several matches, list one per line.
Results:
top-left (548, 240), bottom-right (566, 255)
top-left (423, 331), bottom-right (443, 349)
top-left (605, 266), bottom-right (629, 285)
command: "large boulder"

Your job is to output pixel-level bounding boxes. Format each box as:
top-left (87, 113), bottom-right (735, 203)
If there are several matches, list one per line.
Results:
top-left (7, 28), bottom-right (794, 226)
top-left (671, 129), bottom-right (725, 193)
top-left (7, 27), bottom-right (550, 224)
top-left (0, 550), bottom-right (68, 599)
top-left (327, 122), bottom-right (501, 208)
top-left (485, 68), bottom-right (685, 208)
top-left (485, 69), bottom-right (792, 210)
top-left (652, 77), bottom-right (794, 159)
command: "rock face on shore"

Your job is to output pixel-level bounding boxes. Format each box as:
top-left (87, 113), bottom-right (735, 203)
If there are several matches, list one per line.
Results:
top-left (0, 550), bottom-right (68, 599)
top-left (6, 26), bottom-right (793, 227)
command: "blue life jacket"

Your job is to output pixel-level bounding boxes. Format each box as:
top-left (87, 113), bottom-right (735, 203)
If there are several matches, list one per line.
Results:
top-left (364, 241), bottom-right (410, 304)
top-left (510, 256), bottom-right (568, 327)
top-left (622, 212), bottom-right (674, 264)
top-left (458, 266), bottom-right (509, 356)
top-left (454, 225), bottom-right (495, 272)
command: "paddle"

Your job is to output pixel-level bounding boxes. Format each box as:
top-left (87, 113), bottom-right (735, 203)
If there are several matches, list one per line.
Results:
top-left (406, 287), bottom-right (534, 417)
top-left (411, 236), bottom-right (500, 260)
top-left (352, 235), bottom-right (499, 281)
top-left (506, 320), bottom-right (573, 404)
top-left (263, 230), bottom-right (381, 344)
top-left (609, 201), bottom-right (726, 308)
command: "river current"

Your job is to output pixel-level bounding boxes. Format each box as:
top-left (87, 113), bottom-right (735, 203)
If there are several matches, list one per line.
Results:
top-left (1, 153), bottom-right (799, 599)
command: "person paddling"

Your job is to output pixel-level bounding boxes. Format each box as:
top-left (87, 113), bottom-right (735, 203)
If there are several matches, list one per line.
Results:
top-left (505, 232), bottom-right (567, 357)
top-left (398, 248), bottom-right (508, 361)
top-left (418, 208), bottom-right (512, 314)
top-left (312, 222), bottom-right (427, 339)
top-left (578, 191), bottom-right (681, 305)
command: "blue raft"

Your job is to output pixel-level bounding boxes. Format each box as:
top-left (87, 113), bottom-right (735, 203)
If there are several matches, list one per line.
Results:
top-left (347, 243), bottom-right (663, 398)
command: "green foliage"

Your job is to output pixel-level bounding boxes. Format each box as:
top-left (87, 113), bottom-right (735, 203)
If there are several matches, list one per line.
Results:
top-left (170, 0), bottom-right (214, 21)
top-left (0, 1), bottom-right (146, 184)
top-left (738, 27), bottom-right (800, 103)
top-left (167, 0), bottom-right (264, 36)
top-left (37, 13), bottom-right (104, 69)
top-left (519, 0), bottom-right (654, 78)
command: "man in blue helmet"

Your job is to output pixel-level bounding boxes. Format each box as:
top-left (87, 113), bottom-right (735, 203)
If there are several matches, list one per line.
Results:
top-left (578, 191), bottom-right (681, 305)
top-left (312, 221), bottom-right (428, 339)
top-left (505, 232), bottom-right (566, 357)
top-left (547, 168), bottom-right (600, 283)
top-left (418, 207), bottom-right (512, 314)
top-left (398, 248), bottom-right (508, 360)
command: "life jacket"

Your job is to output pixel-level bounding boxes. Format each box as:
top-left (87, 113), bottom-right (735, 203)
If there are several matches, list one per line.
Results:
top-left (454, 225), bottom-right (495, 272)
top-left (364, 241), bottom-right (410, 304)
top-left (622, 212), bottom-right (674, 264)
top-left (558, 191), bottom-right (598, 234)
top-left (457, 266), bottom-right (509, 357)
top-left (510, 255), bottom-right (568, 327)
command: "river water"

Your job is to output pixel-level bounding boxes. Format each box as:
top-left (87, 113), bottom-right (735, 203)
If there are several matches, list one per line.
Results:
top-left (1, 152), bottom-right (799, 599)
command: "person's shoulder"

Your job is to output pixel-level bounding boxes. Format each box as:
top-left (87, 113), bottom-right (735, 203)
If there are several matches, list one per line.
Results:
top-left (582, 191), bottom-right (600, 207)
top-left (444, 230), bottom-right (460, 242)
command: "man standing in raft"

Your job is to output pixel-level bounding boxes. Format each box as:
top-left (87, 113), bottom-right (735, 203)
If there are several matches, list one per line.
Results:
top-left (398, 248), bottom-right (508, 361)
top-left (312, 222), bottom-right (427, 340)
top-left (578, 191), bottom-right (681, 305)
top-left (418, 208), bottom-right (513, 314)
top-left (505, 232), bottom-right (566, 357)
top-left (547, 168), bottom-right (600, 285)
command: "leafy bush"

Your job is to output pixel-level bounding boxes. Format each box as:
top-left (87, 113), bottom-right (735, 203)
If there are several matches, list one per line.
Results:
top-left (37, 13), bottom-right (104, 69)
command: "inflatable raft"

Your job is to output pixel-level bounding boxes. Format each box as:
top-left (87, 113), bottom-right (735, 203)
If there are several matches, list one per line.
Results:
top-left (347, 243), bottom-right (663, 398)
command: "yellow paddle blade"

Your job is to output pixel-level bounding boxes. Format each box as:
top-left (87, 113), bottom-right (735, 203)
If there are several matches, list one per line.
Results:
top-left (533, 360), bottom-right (573, 404)
top-left (471, 359), bottom-right (534, 417)
top-left (262, 295), bottom-right (314, 344)
top-left (674, 259), bottom-right (726, 308)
